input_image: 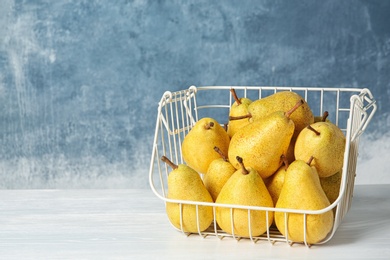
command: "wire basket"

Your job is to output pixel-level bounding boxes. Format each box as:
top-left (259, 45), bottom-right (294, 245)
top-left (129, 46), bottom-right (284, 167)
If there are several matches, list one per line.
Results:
top-left (149, 85), bottom-right (377, 247)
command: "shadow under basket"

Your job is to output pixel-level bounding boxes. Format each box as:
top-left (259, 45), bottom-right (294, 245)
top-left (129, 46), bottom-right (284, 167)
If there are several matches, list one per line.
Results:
top-left (149, 85), bottom-right (377, 247)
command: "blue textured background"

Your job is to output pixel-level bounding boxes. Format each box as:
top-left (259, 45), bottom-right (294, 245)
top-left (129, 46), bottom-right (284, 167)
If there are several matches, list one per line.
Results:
top-left (0, 0), bottom-right (389, 188)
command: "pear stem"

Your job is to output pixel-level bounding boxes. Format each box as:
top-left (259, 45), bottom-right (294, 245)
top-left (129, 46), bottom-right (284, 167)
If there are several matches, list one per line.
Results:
top-left (281, 154), bottom-right (289, 170)
top-left (214, 146), bottom-right (228, 162)
top-left (223, 123), bottom-right (228, 132)
top-left (306, 156), bottom-right (314, 166)
top-left (230, 88), bottom-right (241, 105)
top-left (322, 111), bottom-right (329, 122)
top-left (161, 156), bottom-right (178, 170)
top-left (236, 156), bottom-right (249, 175)
top-left (285, 99), bottom-right (304, 118)
top-left (204, 121), bottom-right (214, 130)
top-left (229, 113), bottom-right (252, 120)
top-left (307, 125), bottom-right (321, 136)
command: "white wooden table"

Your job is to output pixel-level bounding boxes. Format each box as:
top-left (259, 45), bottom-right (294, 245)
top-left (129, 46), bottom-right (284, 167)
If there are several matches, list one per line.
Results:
top-left (1, 185), bottom-right (389, 259)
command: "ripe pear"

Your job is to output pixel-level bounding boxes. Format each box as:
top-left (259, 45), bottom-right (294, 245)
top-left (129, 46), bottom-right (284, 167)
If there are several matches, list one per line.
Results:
top-left (264, 155), bottom-right (289, 206)
top-left (294, 121), bottom-right (346, 178)
top-left (161, 156), bottom-right (213, 233)
top-left (320, 170), bottom-right (342, 204)
top-left (215, 156), bottom-right (274, 238)
top-left (227, 88), bottom-right (252, 138)
top-left (228, 100), bottom-right (302, 179)
top-left (275, 157), bottom-right (334, 244)
top-left (182, 117), bottom-right (230, 174)
top-left (314, 111), bottom-right (331, 123)
top-left (203, 146), bottom-right (237, 201)
top-left (248, 91), bottom-right (314, 139)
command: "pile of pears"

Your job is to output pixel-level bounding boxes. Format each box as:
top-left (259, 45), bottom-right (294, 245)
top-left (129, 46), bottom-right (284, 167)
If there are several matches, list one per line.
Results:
top-left (161, 88), bottom-right (346, 245)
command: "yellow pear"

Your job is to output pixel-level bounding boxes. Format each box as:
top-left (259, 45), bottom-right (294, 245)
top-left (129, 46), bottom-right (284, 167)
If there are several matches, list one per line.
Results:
top-left (248, 91), bottom-right (314, 139)
top-left (320, 170), bottom-right (342, 204)
top-left (227, 88), bottom-right (252, 138)
top-left (294, 121), bottom-right (346, 178)
top-left (314, 111), bottom-right (331, 123)
top-left (182, 117), bottom-right (230, 174)
top-left (264, 155), bottom-right (289, 206)
top-left (161, 156), bottom-right (213, 233)
top-left (275, 157), bottom-right (334, 244)
top-left (216, 156), bottom-right (274, 237)
top-left (203, 146), bottom-right (237, 201)
top-left (228, 100), bottom-right (302, 179)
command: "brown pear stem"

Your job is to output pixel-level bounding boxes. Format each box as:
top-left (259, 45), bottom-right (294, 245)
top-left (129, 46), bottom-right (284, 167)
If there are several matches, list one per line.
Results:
top-left (230, 88), bottom-right (241, 105)
top-left (229, 113), bottom-right (252, 120)
top-left (285, 99), bottom-right (304, 118)
top-left (204, 121), bottom-right (214, 129)
top-left (322, 111), bottom-right (329, 122)
top-left (161, 156), bottom-right (178, 170)
top-left (306, 156), bottom-right (314, 166)
top-left (214, 146), bottom-right (228, 162)
top-left (223, 123), bottom-right (228, 132)
top-left (236, 156), bottom-right (249, 175)
top-left (307, 125), bottom-right (321, 136)
top-left (281, 154), bottom-right (289, 170)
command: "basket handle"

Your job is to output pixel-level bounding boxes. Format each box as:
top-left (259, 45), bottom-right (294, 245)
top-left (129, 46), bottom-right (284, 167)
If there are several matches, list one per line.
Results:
top-left (350, 88), bottom-right (377, 141)
top-left (183, 86), bottom-right (198, 126)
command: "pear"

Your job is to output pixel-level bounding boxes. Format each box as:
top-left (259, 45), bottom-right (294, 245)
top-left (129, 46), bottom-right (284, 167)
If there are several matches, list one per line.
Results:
top-left (247, 91), bottom-right (314, 165)
top-left (182, 117), bottom-right (230, 174)
top-left (228, 100), bottom-right (302, 179)
top-left (227, 88), bottom-right (252, 138)
top-left (275, 157), bottom-right (334, 245)
top-left (215, 156), bottom-right (274, 238)
top-left (203, 146), bottom-right (237, 201)
top-left (264, 155), bottom-right (289, 206)
top-left (314, 111), bottom-right (331, 123)
top-left (248, 91), bottom-right (314, 139)
top-left (161, 156), bottom-right (213, 233)
top-left (320, 170), bottom-right (342, 205)
top-left (294, 121), bottom-right (346, 178)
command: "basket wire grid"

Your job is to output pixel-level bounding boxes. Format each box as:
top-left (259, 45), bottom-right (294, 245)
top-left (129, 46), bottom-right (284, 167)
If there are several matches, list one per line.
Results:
top-left (149, 85), bottom-right (377, 247)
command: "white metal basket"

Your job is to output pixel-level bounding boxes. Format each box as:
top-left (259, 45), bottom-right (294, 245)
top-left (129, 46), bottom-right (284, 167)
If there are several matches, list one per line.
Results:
top-left (149, 85), bottom-right (377, 247)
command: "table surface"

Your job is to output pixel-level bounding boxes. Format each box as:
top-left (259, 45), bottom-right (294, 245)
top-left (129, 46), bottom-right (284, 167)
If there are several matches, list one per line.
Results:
top-left (1, 184), bottom-right (389, 259)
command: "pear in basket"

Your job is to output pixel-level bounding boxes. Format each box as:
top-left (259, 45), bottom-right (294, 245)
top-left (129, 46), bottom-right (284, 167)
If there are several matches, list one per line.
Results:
top-left (228, 100), bottom-right (302, 179)
top-left (248, 91), bottom-right (314, 163)
top-left (182, 117), bottom-right (230, 174)
top-left (203, 146), bottom-right (236, 201)
top-left (215, 156), bottom-right (274, 237)
top-left (274, 157), bottom-right (334, 244)
top-left (227, 88), bottom-right (252, 138)
top-left (320, 170), bottom-right (342, 205)
top-left (314, 111), bottom-right (332, 123)
top-left (161, 156), bottom-right (213, 233)
top-left (248, 91), bottom-right (314, 138)
top-left (264, 155), bottom-right (289, 206)
top-left (314, 114), bottom-right (340, 179)
top-left (294, 120), bottom-right (346, 178)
